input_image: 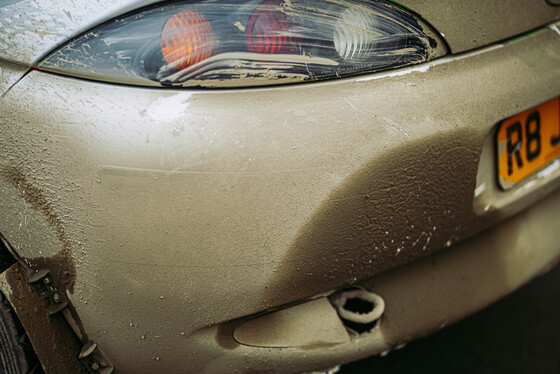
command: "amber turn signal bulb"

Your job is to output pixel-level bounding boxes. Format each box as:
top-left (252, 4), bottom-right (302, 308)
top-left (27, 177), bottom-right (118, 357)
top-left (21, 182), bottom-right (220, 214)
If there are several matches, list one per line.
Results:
top-left (160, 10), bottom-right (214, 70)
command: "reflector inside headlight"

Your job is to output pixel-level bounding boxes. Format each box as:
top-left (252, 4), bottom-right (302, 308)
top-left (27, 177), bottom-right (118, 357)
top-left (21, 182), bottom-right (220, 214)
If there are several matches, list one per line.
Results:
top-left (38, 0), bottom-right (447, 88)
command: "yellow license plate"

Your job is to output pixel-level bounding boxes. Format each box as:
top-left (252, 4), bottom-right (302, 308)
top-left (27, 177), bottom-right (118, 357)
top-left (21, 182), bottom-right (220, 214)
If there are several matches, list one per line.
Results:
top-left (496, 97), bottom-right (560, 190)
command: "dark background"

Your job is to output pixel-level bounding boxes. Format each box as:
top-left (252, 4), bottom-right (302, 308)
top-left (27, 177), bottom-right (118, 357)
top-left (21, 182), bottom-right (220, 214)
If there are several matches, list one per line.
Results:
top-left (340, 262), bottom-right (560, 374)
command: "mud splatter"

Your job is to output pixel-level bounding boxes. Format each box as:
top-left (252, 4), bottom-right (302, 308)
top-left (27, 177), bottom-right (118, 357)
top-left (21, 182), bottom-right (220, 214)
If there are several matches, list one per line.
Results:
top-left (260, 130), bottom-right (496, 309)
top-left (3, 265), bottom-right (88, 374)
top-left (0, 165), bottom-right (76, 293)
top-left (0, 166), bottom-right (99, 369)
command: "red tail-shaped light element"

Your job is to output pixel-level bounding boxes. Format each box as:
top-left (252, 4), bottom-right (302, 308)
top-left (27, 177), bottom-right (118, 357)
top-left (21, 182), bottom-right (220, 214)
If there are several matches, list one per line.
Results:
top-left (247, 0), bottom-right (291, 54)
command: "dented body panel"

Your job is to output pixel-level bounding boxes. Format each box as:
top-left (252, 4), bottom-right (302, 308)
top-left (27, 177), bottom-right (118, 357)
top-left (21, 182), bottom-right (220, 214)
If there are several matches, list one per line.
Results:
top-left (1, 1), bottom-right (560, 373)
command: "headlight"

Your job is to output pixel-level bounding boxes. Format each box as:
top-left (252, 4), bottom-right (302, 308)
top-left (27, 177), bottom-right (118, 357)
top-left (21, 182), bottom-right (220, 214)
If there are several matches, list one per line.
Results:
top-left (38, 0), bottom-right (447, 88)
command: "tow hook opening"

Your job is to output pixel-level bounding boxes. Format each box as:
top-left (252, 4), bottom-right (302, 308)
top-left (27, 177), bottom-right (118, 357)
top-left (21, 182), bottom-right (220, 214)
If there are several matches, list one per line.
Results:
top-left (329, 288), bottom-right (385, 335)
top-left (343, 297), bottom-right (374, 314)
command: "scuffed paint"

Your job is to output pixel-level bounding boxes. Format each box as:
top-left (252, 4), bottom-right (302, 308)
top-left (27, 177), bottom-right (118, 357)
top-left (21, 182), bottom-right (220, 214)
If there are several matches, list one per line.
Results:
top-left (145, 93), bottom-right (193, 122)
top-left (355, 41), bottom-right (505, 83)
top-left (550, 23), bottom-right (560, 36)
top-left (356, 63), bottom-right (433, 82)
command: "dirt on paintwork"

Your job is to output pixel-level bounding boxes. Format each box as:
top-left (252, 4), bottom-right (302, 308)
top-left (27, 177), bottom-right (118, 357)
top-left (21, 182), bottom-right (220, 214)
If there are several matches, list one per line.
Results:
top-left (215, 322), bottom-right (241, 350)
top-left (398, 0), bottom-right (560, 54)
top-left (0, 166), bottom-right (76, 293)
top-left (261, 130), bottom-right (503, 308)
top-left (0, 166), bottom-right (99, 370)
top-left (3, 264), bottom-right (88, 374)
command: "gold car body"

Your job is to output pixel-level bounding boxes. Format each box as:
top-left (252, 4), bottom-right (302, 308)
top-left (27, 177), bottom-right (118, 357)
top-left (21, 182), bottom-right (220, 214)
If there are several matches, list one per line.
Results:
top-left (1, 0), bottom-right (560, 372)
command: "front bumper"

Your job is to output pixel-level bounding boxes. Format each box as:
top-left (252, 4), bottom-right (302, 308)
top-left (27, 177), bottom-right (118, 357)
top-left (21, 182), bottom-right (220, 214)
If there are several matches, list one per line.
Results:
top-left (0, 22), bottom-right (560, 373)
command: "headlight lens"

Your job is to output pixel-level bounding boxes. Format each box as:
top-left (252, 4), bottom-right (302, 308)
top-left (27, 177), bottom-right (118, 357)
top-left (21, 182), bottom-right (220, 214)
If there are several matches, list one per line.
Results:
top-left (38, 0), bottom-right (447, 88)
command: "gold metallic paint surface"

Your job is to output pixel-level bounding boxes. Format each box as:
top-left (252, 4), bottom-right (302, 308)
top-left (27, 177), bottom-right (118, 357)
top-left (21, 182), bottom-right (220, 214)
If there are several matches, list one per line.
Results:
top-left (0, 58), bottom-right (27, 96)
top-left (399, 0), bottom-right (560, 53)
top-left (0, 18), bottom-right (559, 374)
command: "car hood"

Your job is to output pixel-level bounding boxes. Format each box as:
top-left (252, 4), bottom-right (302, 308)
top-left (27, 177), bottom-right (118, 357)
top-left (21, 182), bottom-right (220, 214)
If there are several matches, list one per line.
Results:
top-left (400, 0), bottom-right (560, 53)
top-left (0, 0), bottom-right (153, 65)
top-left (1, 0), bottom-right (559, 66)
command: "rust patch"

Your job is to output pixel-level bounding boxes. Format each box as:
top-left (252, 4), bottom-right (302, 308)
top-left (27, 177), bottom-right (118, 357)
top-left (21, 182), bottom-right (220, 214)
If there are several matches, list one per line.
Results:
top-left (0, 165), bottom-right (76, 293)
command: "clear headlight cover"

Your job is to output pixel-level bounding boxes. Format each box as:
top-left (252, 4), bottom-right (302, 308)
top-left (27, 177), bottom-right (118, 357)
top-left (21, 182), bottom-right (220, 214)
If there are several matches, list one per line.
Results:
top-left (38, 0), bottom-right (447, 88)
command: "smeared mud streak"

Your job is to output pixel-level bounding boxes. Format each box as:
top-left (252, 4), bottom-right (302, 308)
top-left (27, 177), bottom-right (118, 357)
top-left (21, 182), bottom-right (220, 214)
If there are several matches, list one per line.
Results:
top-left (0, 166), bottom-right (76, 294)
top-left (262, 130), bottom-right (500, 307)
top-left (0, 166), bottom-right (92, 348)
